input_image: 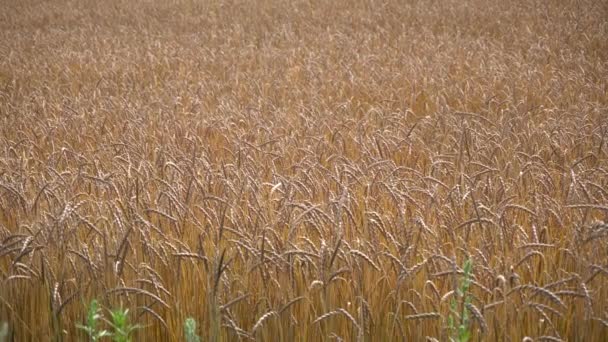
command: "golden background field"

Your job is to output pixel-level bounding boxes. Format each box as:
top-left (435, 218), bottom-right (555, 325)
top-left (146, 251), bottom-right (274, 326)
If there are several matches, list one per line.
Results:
top-left (1, 0), bottom-right (607, 340)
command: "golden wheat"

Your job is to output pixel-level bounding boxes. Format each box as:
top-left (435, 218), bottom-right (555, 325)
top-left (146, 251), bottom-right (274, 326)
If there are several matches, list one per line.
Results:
top-left (0, 0), bottom-right (607, 340)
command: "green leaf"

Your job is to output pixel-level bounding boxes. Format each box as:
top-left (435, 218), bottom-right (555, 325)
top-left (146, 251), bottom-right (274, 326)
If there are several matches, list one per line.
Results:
top-left (77, 300), bottom-right (108, 341)
top-left (184, 317), bottom-right (201, 342)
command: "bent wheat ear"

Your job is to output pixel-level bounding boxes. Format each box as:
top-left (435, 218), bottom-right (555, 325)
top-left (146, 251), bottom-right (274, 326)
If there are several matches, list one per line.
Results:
top-left (404, 312), bottom-right (440, 320)
top-left (251, 311), bottom-right (277, 333)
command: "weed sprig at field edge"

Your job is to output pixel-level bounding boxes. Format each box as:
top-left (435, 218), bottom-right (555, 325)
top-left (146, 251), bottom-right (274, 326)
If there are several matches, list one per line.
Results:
top-left (0, 0), bottom-right (607, 340)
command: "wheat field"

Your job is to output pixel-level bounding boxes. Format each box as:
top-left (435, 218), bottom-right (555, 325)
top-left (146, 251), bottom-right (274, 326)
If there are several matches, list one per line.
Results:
top-left (1, 0), bottom-right (607, 341)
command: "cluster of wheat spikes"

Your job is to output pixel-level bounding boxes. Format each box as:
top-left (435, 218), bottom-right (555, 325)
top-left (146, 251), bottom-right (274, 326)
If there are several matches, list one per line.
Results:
top-left (1, 0), bottom-right (607, 340)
